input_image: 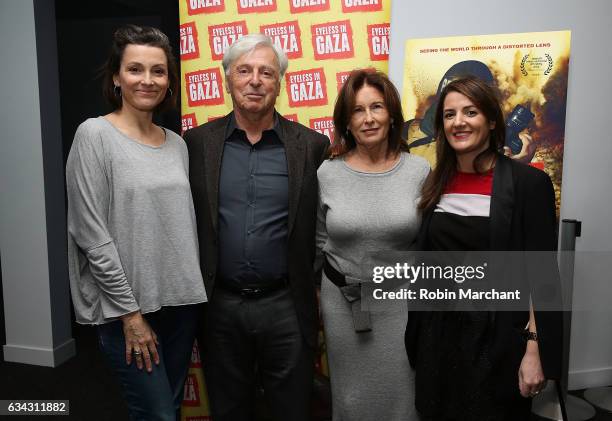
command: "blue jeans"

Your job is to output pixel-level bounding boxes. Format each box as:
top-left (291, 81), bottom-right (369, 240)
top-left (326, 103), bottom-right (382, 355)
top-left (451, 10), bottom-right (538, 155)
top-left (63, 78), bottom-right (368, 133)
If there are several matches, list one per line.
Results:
top-left (97, 304), bottom-right (201, 421)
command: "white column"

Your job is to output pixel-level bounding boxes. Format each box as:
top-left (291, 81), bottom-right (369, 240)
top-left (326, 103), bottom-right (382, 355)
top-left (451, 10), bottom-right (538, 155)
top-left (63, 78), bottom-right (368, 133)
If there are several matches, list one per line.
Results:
top-left (0, 0), bottom-right (75, 367)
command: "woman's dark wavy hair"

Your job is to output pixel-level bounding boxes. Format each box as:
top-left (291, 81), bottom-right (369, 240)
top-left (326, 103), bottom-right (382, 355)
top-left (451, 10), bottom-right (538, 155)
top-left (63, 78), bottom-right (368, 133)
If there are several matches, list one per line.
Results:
top-left (419, 76), bottom-right (505, 211)
top-left (330, 69), bottom-right (408, 158)
top-left (101, 24), bottom-right (178, 112)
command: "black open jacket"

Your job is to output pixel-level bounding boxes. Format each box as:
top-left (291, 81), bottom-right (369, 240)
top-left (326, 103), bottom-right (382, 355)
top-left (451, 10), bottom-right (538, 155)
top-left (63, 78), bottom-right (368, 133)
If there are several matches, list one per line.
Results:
top-left (406, 154), bottom-right (563, 383)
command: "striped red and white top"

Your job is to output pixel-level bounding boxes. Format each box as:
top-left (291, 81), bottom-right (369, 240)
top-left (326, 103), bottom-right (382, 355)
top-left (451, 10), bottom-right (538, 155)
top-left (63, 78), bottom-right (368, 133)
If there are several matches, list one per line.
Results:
top-left (429, 170), bottom-right (493, 251)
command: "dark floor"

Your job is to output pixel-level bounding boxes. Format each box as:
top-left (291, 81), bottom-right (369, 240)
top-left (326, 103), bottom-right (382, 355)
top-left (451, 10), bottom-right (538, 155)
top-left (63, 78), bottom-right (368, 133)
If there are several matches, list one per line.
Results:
top-left (0, 324), bottom-right (129, 420)
top-left (0, 326), bottom-right (610, 420)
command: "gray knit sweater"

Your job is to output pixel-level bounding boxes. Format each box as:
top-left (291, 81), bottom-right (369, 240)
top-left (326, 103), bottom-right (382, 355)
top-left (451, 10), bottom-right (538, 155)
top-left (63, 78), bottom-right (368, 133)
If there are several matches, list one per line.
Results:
top-left (316, 152), bottom-right (430, 283)
top-left (66, 117), bottom-right (207, 325)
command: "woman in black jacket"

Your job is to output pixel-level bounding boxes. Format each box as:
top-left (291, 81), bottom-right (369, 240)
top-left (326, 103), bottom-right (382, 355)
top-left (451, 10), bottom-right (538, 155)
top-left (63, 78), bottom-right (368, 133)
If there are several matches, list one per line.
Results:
top-left (405, 76), bottom-right (562, 421)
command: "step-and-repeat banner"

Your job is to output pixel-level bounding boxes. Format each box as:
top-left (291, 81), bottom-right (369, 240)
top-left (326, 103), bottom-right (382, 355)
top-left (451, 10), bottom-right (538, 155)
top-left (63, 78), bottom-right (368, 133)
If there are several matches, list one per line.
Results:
top-left (178, 1), bottom-right (392, 418)
top-left (179, 0), bottom-right (392, 141)
top-left (402, 31), bottom-right (571, 215)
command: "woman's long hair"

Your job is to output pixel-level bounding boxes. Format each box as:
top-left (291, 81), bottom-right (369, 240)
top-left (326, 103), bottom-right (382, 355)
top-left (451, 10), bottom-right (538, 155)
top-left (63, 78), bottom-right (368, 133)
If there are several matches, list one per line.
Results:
top-left (419, 76), bottom-right (505, 211)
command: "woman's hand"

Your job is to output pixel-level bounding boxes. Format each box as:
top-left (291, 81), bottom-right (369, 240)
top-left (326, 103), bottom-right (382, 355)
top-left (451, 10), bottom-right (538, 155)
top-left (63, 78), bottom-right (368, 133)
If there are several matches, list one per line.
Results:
top-left (121, 311), bottom-right (160, 372)
top-left (518, 341), bottom-right (546, 398)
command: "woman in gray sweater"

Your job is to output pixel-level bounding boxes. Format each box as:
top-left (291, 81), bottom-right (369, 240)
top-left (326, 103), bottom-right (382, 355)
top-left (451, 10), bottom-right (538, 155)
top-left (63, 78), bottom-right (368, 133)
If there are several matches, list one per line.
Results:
top-left (317, 69), bottom-right (429, 420)
top-left (66, 25), bottom-right (206, 420)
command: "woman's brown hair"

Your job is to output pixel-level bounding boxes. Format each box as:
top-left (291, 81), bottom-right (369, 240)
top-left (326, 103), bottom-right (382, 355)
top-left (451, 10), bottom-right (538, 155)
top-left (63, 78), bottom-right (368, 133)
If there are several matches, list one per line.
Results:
top-left (331, 69), bottom-right (408, 158)
top-left (419, 76), bottom-right (505, 211)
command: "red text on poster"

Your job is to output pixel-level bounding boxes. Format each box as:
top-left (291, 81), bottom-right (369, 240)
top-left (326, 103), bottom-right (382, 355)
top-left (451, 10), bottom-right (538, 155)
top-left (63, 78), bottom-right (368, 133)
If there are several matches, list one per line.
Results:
top-left (180, 22), bottom-right (200, 60)
top-left (336, 71), bottom-right (351, 92)
top-left (285, 68), bottom-right (328, 107)
top-left (283, 114), bottom-right (299, 122)
top-left (189, 340), bottom-right (202, 368)
top-left (185, 68), bottom-right (225, 107)
top-left (310, 116), bottom-right (334, 143)
top-left (311, 20), bottom-right (354, 60)
top-left (367, 23), bottom-right (390, 61)
top-left (187, 0), bottom-right (225, 15)
top-left (341, 0), bottom-right (382, 13)
top-left (208, 21), bottom-right (248, 60)
top-left (289, 0), bottom-right (330, 13)
top-left (260, 21), bottom-right (303, 59)
top-left (182, 113), bottom-right (199, 134)
top-left (182, 374), bottom-right (201, 406)
top-left (236, 0), bottom-right (277, 13)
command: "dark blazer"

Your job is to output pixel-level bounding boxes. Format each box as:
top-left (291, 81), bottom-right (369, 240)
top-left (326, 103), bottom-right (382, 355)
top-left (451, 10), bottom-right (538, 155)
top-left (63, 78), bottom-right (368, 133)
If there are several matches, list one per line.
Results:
top-left (406, 154), bottom-right (563, 383)
top-left (184, 113), bottom-right (329, 347)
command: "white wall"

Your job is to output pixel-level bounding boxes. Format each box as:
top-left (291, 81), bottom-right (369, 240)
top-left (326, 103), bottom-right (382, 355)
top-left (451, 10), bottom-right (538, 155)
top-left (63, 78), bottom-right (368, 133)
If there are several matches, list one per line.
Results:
top-left (0, 0), bottom-right (75, 366)
top-left (389, 0), bottom-right (612, 389)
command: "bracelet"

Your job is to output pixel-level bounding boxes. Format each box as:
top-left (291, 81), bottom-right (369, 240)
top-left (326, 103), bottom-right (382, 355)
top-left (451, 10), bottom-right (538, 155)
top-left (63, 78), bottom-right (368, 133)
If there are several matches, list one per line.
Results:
top-left (523, 330), bottom-right (538, 342)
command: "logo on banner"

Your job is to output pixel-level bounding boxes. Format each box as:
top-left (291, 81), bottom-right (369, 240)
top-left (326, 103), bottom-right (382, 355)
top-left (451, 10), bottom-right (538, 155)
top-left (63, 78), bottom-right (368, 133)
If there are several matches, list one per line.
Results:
top-left (311, 20), bottom-right (354, 60)
top-left (182, 374), bottom-right (201, 406)
top-left (237, 0), bottom-right (277, 13)
top-left (367, 24), bottom-right (390, 60)
top-left (285, 68), bottom-right (328, 107)
top-left (208, 21), bottom-right (248, 60)
top-left (180, 22), bottom-right (200, 60)
top-left (336, 71), bottom-right (351, 91)
top-left (185, 68), bottom-right (224, 107)
top-left (341, 0), bottom-right (382, 12)
top-left (189, 340), bottom-right (202, 368)
top-left (187, 0), bottom-right (225, 14)
top-left (260, 21), bottom-right (302, 59)
top-left (182, 113), bottom-right (198, 134)
top-left (289, 0), bottom-right (330, 13)
top-left (283, 113), bottom-right (299, 122)
top-left (310, 117), bottom-right (334, 143)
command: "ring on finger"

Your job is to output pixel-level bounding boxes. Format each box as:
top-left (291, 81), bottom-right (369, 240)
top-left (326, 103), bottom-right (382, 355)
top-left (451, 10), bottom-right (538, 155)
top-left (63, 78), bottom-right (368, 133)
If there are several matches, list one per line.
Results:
top-left (133, 349), bottom-right (142, 356)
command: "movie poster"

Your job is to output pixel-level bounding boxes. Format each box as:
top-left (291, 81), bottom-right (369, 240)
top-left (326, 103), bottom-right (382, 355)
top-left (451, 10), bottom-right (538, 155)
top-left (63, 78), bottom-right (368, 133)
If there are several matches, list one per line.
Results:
top-left (402, 31), bottom-right (571, 214)
top-left (179, 0), bottom-right (392, 143)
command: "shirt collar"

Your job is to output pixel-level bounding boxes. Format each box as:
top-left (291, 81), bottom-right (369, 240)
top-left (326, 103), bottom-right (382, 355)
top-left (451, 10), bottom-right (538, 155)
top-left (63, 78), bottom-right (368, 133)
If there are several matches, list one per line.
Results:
top-left (225, 111), bottom-right (282, 141)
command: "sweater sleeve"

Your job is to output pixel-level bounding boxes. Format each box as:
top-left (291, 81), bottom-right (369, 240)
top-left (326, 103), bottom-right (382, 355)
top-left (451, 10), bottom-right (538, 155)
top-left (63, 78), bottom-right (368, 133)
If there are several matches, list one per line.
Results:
top-left (66, 122), bottom-right (139, 320)
top-left (314, 168), bottom-right (329, 283)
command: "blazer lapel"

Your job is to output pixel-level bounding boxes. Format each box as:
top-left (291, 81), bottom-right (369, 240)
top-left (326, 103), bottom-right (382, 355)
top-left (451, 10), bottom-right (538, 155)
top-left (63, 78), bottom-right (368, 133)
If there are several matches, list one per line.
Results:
top-left (490, 154), bottom-right (514, 250)
top-left (279, 117), bottom-right (305, 236)
top-left (204, 116), bottom-right (230, 234)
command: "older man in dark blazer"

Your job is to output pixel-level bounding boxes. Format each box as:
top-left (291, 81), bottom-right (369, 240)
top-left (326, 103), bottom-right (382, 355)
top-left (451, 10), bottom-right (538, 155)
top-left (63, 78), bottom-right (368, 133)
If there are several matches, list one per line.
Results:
top-left (184, 34), bottom-right (328, 421)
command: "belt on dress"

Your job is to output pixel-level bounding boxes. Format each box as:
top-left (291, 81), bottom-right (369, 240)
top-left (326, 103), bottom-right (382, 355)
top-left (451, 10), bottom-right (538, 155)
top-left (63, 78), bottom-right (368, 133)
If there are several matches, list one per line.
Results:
top-left (323, 256), bottom-right (372, 333)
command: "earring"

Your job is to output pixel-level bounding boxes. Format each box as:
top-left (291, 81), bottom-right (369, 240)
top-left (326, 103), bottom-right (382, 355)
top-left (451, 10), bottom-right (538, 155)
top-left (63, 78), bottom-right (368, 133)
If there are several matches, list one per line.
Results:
top-left (113, 85), bottom-right (121, 97)
top-left (390, 118), bottom-right (395, 129)
top-left (167, 87), bottom-right (173, 97)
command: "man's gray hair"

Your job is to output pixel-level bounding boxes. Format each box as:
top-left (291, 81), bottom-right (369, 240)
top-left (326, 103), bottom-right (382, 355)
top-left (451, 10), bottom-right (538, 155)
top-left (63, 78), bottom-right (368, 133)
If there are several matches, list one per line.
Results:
top-left (222, 34), bottom-right (289, 77)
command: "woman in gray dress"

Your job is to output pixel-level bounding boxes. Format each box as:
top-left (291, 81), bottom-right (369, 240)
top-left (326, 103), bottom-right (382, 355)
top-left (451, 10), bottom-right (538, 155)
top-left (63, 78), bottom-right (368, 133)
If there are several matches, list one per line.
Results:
top-left (316, 69), bottom-right (429, 420)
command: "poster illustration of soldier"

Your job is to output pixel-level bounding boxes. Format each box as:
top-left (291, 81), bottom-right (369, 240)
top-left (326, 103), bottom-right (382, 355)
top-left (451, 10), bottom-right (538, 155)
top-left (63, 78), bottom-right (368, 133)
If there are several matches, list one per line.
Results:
top-left (402, 31), bottom-right (571, 214)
